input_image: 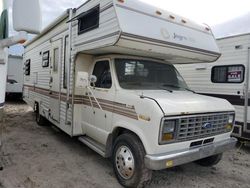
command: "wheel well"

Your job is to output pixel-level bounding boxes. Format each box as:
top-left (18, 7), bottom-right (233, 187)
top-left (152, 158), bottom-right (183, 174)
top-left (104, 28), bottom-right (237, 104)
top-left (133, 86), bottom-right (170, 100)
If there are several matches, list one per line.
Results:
top-left (105, 127), bottom-right (144, 158)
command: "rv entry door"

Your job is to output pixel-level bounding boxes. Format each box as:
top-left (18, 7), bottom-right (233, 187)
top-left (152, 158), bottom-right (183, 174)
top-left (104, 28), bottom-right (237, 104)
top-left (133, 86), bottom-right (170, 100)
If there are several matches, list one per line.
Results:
top-left (49, 39), bottom-right (62, 122)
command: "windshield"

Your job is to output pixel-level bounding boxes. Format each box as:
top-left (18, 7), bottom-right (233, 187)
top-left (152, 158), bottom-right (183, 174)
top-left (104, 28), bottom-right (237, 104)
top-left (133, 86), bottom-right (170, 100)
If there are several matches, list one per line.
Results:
top-left (114, 58), bottom-right (189, 91)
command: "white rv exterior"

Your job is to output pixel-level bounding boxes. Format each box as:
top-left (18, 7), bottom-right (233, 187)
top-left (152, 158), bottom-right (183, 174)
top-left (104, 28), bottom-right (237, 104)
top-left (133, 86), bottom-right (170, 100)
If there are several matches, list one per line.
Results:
top-left (175, 33), bottom-right (250, 141)
top-left (6, 55), bottom-right (23, 97)
top-left (23, 0), bottom-right (236, 187)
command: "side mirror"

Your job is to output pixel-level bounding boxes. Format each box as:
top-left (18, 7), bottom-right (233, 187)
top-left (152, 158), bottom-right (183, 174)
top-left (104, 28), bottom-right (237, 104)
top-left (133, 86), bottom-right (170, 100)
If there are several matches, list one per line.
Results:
top-left (0, 9), bottom-right (8, 39)
top-left (89, 75), bottom-right (97, 84)
top-left (12, 0), bottom-right (42, 34)
top-left (76, 72), bottom-right (89, 88)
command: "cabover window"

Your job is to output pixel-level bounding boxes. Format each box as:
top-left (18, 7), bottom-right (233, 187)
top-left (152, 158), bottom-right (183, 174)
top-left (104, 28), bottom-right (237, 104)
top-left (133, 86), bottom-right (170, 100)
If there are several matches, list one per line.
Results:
top-left (42, 51), bottom-right (50, 68)
top-left (78, 5), bottom-right (100, 34)
top-left (211, 65), bottom-right (245, 83)
top-left (25, 59), bottom-right (31, 76)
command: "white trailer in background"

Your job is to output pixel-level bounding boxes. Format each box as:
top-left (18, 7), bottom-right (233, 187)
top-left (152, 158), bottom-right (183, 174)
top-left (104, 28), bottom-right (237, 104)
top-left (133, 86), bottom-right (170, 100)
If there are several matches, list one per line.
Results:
top-left (175, 33), bottom-right (250, 141)
top-left (0, 0), bottom-right (42, 170)
top-left (6, 55), bottom-right (23, 98)
top-left (23, 0), bottom-right (236, 187)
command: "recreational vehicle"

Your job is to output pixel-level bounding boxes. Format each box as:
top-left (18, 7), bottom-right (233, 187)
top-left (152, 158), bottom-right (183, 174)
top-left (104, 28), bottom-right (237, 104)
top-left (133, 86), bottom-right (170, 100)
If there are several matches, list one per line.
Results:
top-left (23, 0), bottom-right (237, 187)
top-left (6, 55), bottom-right (23, 98)
top-left (175, 33), bottom-right (250, 142)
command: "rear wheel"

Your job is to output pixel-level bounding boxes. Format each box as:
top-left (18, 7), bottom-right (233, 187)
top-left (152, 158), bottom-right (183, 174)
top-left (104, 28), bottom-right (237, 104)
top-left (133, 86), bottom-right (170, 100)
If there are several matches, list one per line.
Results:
top-left (35, 104), bottom-right (46, 126)
top-left (112, 133), bottom-right (152, 188)
top-left (195, 153), bottom-right (223, 166)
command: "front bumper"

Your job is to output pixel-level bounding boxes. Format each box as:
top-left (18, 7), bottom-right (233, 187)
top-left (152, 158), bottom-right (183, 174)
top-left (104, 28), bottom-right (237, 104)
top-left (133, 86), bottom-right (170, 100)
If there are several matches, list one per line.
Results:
top-left (145, 137), bottom-right (237, 170)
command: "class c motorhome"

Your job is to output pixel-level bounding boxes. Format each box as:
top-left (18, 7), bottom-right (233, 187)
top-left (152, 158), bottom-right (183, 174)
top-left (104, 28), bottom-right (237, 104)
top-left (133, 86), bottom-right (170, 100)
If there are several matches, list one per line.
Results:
top-left (23, 0), bottom-right (237, 187)
top-left (176, 33), bottom-right (250, 142)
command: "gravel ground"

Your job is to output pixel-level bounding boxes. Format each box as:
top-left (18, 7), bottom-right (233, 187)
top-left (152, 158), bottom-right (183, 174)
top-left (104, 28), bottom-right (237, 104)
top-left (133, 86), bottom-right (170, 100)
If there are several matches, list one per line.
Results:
top-left (0, 101), bottom-right (250, 188)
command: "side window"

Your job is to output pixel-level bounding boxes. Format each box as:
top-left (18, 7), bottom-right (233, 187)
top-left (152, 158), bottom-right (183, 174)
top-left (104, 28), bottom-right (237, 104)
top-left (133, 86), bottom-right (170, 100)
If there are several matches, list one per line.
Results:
top-left (63, 35), bottom-right (69, 89)
top-left (211, 65), bottom-right (245, 83)
top-left (53, 48), bottom-right (59, 72)
top-left (42, 51), bottom-right (50, 68)
top-left (25, 59), bottom-right (31, 76)
top-left (92, 61), bottom-right (112, 89)
top-left (78, 5), bottom-right (100, 34)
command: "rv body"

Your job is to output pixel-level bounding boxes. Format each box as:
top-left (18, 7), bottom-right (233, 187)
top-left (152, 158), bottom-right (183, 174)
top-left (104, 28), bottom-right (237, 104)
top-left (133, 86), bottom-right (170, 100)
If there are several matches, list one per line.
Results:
top-left (6, 55), bottom-right (23, 98)
top-left (23, 0), bottom-right (236, 186)
top-left (176, 33), bottom-right (250, 141)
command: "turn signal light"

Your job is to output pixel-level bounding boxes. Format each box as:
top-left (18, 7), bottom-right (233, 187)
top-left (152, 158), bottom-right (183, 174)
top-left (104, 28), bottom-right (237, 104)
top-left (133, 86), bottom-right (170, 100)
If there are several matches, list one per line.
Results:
top-left (226, 124), bottom-right (233, 131)
top-left (117, 0), bottom-right (125, 3)
top-left (166, 160), bottom-right (174, 168)
top-left (162, 133), bottom-right (174, 141)
top-left (18, 39), bottom-right (26, 44)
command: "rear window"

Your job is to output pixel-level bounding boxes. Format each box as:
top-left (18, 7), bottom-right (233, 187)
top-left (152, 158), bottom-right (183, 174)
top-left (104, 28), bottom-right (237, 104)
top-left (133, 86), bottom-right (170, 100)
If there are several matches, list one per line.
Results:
top-left (211, 65), bottom-right (245, 83)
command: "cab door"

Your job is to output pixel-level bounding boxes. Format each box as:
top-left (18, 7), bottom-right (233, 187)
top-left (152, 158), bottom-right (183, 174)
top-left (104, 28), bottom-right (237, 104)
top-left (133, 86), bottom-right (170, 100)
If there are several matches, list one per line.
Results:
top-left (49, 39), bottom-right (62, 122)
top-left (84, 59), bottom-right (115, 145)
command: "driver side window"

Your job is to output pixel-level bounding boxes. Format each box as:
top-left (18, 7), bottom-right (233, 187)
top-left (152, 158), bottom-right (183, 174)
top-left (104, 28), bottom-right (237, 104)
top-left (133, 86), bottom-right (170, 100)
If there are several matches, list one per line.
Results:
top-left (92, 60), bottom-right (112, 89)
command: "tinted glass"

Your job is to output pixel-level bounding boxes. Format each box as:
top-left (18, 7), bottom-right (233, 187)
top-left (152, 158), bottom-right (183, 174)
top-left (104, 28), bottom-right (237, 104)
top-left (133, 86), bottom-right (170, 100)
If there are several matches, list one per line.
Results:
top-left (114, 59), bottom-right (188, 90)
top-left (63, 36), bottom-right (69, 88)
top-left (42, 51), bottom-right (49, 68)
top-left (78, 5), bottom-right (99, 34)
top-left (212, 65), bottom-right (245, 83)
top-left (92, 61), bottom-right (112, 89)
top-left (53, 48), bottom-right (59, 72)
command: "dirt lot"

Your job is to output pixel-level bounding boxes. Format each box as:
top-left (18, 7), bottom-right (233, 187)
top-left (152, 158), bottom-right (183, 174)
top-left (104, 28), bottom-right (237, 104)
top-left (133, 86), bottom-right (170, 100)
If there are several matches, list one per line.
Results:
top-left (0, 101), bottom-right (250, 188)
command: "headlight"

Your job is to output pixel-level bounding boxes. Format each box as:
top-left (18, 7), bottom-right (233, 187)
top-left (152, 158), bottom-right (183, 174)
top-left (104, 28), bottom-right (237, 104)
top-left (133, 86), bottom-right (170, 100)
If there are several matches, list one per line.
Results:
top-left (228, 114), bottom-right (234, 124)
top-left (226, 114), bottom-right (235, 131)
top-left (160, 119), bottom-right (176, 144)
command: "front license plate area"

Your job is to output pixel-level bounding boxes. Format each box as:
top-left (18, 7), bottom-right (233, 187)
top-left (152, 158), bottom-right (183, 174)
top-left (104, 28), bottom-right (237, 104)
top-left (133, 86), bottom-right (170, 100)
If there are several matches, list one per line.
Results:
top-left (199, 145), bottom-right (215, 158)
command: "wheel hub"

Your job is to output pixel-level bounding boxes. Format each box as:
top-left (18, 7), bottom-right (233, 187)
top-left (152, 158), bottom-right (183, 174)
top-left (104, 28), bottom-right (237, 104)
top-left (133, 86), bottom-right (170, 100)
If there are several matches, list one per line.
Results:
top-left (115, 146), bottom-right (135, 179)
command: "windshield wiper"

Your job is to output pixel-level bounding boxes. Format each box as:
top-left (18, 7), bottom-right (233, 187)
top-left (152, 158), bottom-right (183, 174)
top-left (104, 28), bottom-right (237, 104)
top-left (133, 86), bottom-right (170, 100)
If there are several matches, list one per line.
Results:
top-left (157, 86), bottom-right (173, 93)
top-left (184, 87), bottom-right (196, 93)
top-left (162, 84), bottom-right (195, 93)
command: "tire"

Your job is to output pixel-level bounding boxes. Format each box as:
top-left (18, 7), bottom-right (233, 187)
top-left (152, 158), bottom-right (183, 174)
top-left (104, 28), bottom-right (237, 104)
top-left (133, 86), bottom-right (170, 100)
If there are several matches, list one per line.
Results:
top-left (195, 153), bottom-right (223, 167)
top-left (112, 133), bottom-right (152, 188)
top-left (35, 105), bottom-right (46, 126)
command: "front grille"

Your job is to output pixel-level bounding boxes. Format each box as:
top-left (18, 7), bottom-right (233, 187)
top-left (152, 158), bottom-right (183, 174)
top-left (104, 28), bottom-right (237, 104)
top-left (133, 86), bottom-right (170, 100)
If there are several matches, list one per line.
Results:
top-left (176, 112), bottom-right (232, 141)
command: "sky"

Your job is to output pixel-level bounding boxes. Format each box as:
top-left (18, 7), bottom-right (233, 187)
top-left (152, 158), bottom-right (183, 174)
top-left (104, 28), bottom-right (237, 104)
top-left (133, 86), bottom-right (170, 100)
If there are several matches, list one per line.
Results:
top-left (8, 0), bottom-right (250, 55)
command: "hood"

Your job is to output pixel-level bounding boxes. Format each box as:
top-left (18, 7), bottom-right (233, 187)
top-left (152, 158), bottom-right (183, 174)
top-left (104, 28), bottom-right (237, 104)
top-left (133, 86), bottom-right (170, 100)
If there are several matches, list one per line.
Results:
top-left (139, 90), bottom-right (234, 115)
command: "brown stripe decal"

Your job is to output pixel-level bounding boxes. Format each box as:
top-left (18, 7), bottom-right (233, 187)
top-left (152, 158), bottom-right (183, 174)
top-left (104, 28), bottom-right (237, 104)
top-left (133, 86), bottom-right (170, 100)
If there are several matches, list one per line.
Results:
top-left (24, 85), bottom-right (138, 120)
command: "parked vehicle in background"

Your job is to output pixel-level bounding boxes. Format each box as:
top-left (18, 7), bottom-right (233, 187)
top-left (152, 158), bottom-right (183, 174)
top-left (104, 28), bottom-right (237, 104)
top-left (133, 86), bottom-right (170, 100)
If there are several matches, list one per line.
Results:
top-left (6, 55), bottom-right (23, 98)
top-left (0, 0), bottom-right (42, 170)
top-left (175, 33), bottom-right (250, 141)
top-left (23, 0), bottom-right (237, 187)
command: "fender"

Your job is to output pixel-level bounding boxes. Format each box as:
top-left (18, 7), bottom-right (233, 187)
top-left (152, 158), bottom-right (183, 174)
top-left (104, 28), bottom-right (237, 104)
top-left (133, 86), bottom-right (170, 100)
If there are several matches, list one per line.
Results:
top-left (105, 121), bottom-right (151, 157)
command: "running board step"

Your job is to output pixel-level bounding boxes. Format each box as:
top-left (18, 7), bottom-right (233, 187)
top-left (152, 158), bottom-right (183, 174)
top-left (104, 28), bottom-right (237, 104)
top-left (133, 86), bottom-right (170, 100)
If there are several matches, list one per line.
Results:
top-left (78, 136), bottom-right (106, 157)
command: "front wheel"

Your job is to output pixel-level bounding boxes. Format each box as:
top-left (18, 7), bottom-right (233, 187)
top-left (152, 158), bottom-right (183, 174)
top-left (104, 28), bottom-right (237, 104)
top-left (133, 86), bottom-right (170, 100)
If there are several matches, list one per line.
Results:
top-left (112, 133), bottom-right (152, 188)
top-left (195, 153), bottom-right (223, 167)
